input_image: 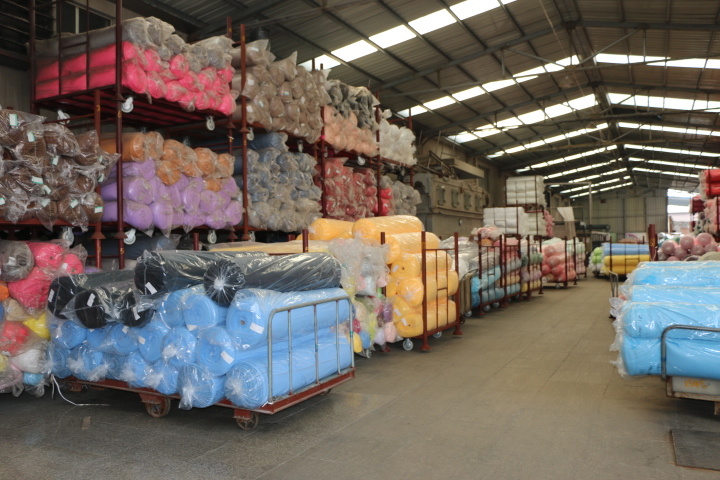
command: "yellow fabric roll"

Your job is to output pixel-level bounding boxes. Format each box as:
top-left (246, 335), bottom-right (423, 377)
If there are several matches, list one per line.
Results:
top-left (602, 255), bottom-right (650, 267)
top-left (23, 313), bottom-right (49, 340)
top-left (209, 240), bottom-right (329, 254)
top-left (385, 231), bottom-right (440, 264)
top-left (352, 215), bottom-right (424, 243)
top-left (389, 251), bottom-right (452, 279)
top-left (601, 264), bottom-right (641, 275)
top-left (397, 275), bottom-right (451, 308)
top-left (447, 270), bottom-right (459, 296)
top-left (393, 298), bottom-right (457, 338)
top-left (308, 218), bottom-right (353, 240)
top-left (386, 279), bottom-right (400, 297)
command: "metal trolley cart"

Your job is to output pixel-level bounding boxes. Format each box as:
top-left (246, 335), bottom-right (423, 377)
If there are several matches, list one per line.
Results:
top-left (58, 295), bottom-right (355, 429)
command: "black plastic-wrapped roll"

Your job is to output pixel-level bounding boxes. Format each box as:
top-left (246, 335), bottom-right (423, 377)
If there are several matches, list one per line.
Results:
top-left (0, 240), bottom-right (34, 282)
top-left (48, 270), bottom-right (135, 320)
top-left (134, 250), bottom-right (268, 297)
top-left (83, 234), bottom-right (177, 261)
top-left (74, 281), bottom-right (153, 329)
top-left (204, 252), bottom-right (342, 307)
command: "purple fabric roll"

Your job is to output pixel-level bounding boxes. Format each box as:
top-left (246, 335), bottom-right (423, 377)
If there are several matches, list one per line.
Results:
top-left (205, 210), bottom-right (227, 230)
top-left (183, 211), bottom-right (205, 229)
top-left (216, 192), bottom-right (231, 209)
top-left (226, 200), bottom-right (243, 226)
top-left (123, 158), bottom-right (156, 179)
top-left (174, 174), bottom-right (190, 192)
top-left (199, 190), bottom-right (221, 214)
top-left (150, 201), bottom-right (174, 231)
top-left (149, 177), bottom-right (171, 203)
top-left (101, 176), bottom-right (153, 205)
top-left (220, 177), bottom-right (240, 196)
top-left (166, 183), bottom-right (181, 205)
top-left (181, 184), bottom-right (202, 212)
top-left (188, 177), bottom-right (204, 191)
top-left (102, 200), bottom-right (154, 230)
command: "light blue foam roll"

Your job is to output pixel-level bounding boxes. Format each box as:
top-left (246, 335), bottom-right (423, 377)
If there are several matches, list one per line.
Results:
top-left (67, 344), bottom-right (107, 381)
top-left (98, 324), bottom-right (138, 356)
top-left (226, 288), bottom-right (351, 348)
top-left (622, 302), bottom-right (720, 338)
top-left (155, 286), bottom-right (204, 328)
top-left (195, 327), bottom-right (238, 376)
top-left (105, 354), bottom-right (125, 380)
top-left (150, 360), bottom-right (179, 395)
top-left (85, 327), bottom-right (106, 350)
top-left (624, 286), bottom-right (720, 305)
top-left (136, 322), bottom-right (170, 363)
top-left (628, 263), bottom-right (720, 287)
top-left (620, 336), bottom-right (660, 376)
top-left (224, 334), bottom-right (352, 409)
top-left (602, 243), bottom-right (650, 256)
top-left (178, 365), bottom-right (226, 409)
top-left (48, 343), bottom-right (72, 378)
top-left (120, 351), bottom-right (151, 387)
top-left (23, 372), bottom-right (43, 386)
top-left (182, 293), bottom-right (228, 332)
top-left (667, 337), bottom-right (720, 381)
top-left (51, 320), bottom-right (86, 350)
top-left (162, 327), bottom-right (198, 368)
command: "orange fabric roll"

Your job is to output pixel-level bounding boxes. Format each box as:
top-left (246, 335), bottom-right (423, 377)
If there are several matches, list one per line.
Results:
top-left (194, 147), bottom-right (217, 176)
top-left (0, 281), bottom-right (9, 301)
top-left (216, 153), bottom-right (234, 178)
top-left (144, 131), bottom-right (164, 159)
top-left (181, 145), bottom-right (202, 177)
top-left (100, 133), bottom-right (146, 161)
top-left (156, 160), bottom-right (181, 185)
top-left (161, 139), bottom-right (184, 165)
top-left (204, 177), bottom-right (222, 192)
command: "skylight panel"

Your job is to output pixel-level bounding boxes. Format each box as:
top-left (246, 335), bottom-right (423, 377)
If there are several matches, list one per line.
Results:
top-left (633, 167), bottom-right (698, 178)
top-left (452, 86), bottom-right (485, 101)
top-left (474, 128), bottom-right (505, 138)
top-left (332, 40), bottom-right (377, 62)
top-left (409, 9), bottom-right (456, 35)
top-left (448, 132), bottom-right (479, 143)
top-left (618, 122), bottom-right (720, 138)
top-left (668, 189), bottom-right (696, 198)
top-left (561, 176), bottom-right (627, 194)
top-left (599, 182), bottom-right (633, 192)
top-left (568, 168), bottom-right (627, 183)
top-left (595, 53), bottom-right (667, 64)
top-left (609, 94), bottom-right (720, 112)
top-left (525, 146), bottom-right (618, 176)
top-left (489, 123), bottom-right (610, 158)
top-left (482, 79), bottom-right (517, 92)
top-left (369, 26), bottom-right (416, 48)
top-left (625, 144), bottom-right (720, 158)
top-left (423, 96), bottom-right (456, 110)
top-left (543, 104), bottom-right (573, 118)
top-left (450, 0), bottom-right (504, 20)
top-left (395, 105), bottom-right (428, 118)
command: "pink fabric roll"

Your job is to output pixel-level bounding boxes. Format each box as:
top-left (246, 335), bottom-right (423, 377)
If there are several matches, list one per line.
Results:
top-left (205, 210), bottom-right (227, 230)
top-left (225, 200), bottom-right (243, 226)
top-left (61, 74), bottom-right (88, 94)
top-left (122, 41), bottom-right (145, 64)
top-left (122, 61), bottom-right (148, 94)
top-left (178, 92), bottom-right (195, 111)
top-left (217, 67), bottom-right (234, 83)
top-left (61, 53), bottom-right (87, 76)
top-left (150, 201), bottom-right (174, 231)
top-left (59, 253), bottom-right (84, 275)
top-left (199, 190), bottom-right (221, 214)
top-left (165, 81), bottom-right (187, 102)
top-left (217, 93), bottom-right (237, 116)
top-left (143, 48), bottom-right (163, 72)
top-left (179, 71), bottom-right (199, 91)
top-left (89, 44), bottom-right (116, 68)
top-left (8, 266), bottom-right (53, 310)
top-left (27, 242), bottom-right (65, 270)
top-left (102, 200), bottom-right (154, 230)
top-left (146, 71), bottom-right (167, 99)
top-left (88, 66), bottom-right (114, 88)
top-left (36, 59), bottom-right (59, 83)
top-left (100, 176), bottom-right (153, 205)
top-left (194, 92), bottom-right (211, 111)
top-left (169, 54), bottom-right (189, 78)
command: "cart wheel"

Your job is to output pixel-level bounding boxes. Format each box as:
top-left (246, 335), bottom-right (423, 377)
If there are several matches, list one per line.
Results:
top-left (144, 398), bottom-right (171, 418)
top-left (492, 302), bottom-right (500, 308)
top-left (364, 348), bottom-right (372, 359)
top-left (555, 284), bottom-right (561, 289)
top-left (319, 388), bottom-right (333, 396)
top-left (402, 338), bottom-right (414, 351)
top-left (236, 412), bottom-right (260, 430)
top-left (464, 310), bottom-right (472, 318)
top-left (482, 305), bottom-right (491, 312)
top-left (433, 331), bottom-right (442, 339)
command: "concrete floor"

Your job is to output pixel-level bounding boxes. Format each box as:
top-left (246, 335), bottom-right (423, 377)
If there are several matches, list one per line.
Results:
top-left (2, 277), bottom-right (720, 479)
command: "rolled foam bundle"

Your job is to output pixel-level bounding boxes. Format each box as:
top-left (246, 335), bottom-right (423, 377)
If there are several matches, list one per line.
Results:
top-left (307, 218), bottom-right (353, 240)
top-left (352, 215), bottom-right (424, 243)
top-left (134, 250), bottom-right (268, 297)
top-left (602, 255), bottom-right (650, 267)
top-left (622, 285), bottom-right (720, 305)
top-left (182, 292), bottom-right (228, 331)
top-left (149, 201), bottom-right (174, 232)
top-left (203, 253), bottom-right (342, 307)
top-left (393, 298), bottom-right (456, 338)
top-left (67, 344), bottom-right (108, 381)
top-left (148, 360), bottom-right (179, 395)
top-left (50, 319), bottom-right (87, 350)
top-left (394, 273), bottom-right (457, 308)
top-left (161, 327), bottom-right (197, 368)
top-left (0, 241), bottom-right (35, 282)
top-left (97, 324), bottom-right (138, 356)
top-left (390, 251), bottom-right (452, 279)
top-left (666, 337), bottom-right (720, 380)
top-left (195, 326), bottom-right (237, 376)
top-left (226, 288), bottom-right (351, 348)
top-left (179, 365), bottom-right (225, 409)
top-left (622, 302), bottom-right (720, 338)
top-left (384, 232), bottom-right (440, 265)
top-left (602, 243), bottom-right (650, 256)
top-left (48, 270), bottom-right (135, 320)
top-left (119, 351), bottom-right (151, 387)
top-left (628, 262), bottom-right (720, 287)
top-left (48, 342), bottom-right (72, 378)
top-left (135, 321), bottom-right (170, 364)
top-left (224, 334), bottom-right (352, 409)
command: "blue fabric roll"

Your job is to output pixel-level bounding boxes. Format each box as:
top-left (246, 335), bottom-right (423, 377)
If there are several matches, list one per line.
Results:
top-left (624, 286), bottom-right (720, 305)
top-left (195, 327), bottom-right (238, 376)
top-left (182, 293), bottom-right (228, 332)
top-left (85, 327), bottom-right (106, 350)
top-left (48, 343), bottom-right (72, 378)
top-left (224, 334), bottom-right (352, 409)
top-left (51, 320), bottom-right (87, 350)
top-left (622, 302), bottom-right (720, 338)
top-left (23, 372), bottom-right (43, 386)
top-left (178, 365), bottom-right (226, 409)
top-left (226, 288), bottom-right (351, 349)
top-left (120, 351), bottom-right (151, 387)
top-left (150, 360), bottom-right (179, 395)
top-left (602, 243), bottom-right (650, 256)
top-left (620, 336), bottom-right (660, 376)
top-left (136, 322), bottom-right (170, 364)
top-left (154, 286), bottom-right (204, 328)
top-left (98, 324), bottom-right (138, 356)
top-left (105, 354), bottom-right (125, 380)
top-left (67, 344), bottom-right (107, 381)
top-left (629, 263), bottom-right (720, 287)
top-left (667, 337), bottom-right (720, 381)
top-left (162, 327), bottom-right (198, 369)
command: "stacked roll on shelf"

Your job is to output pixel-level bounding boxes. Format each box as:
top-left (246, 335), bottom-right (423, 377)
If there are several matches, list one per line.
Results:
top-left (657, 233), bottom-right (719, 261)
top-left (520, 236), bottom-right (544, 296)
top-left (542, 237), bottom-right (577, 287)
top-left (601, 243), bottom-right (650, 275)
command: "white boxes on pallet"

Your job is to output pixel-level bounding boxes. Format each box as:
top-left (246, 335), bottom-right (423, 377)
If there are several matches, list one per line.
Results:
top-left (483, 206), bottom-right (529, 236)
top-left (506, 176), bottom-right (545, 206)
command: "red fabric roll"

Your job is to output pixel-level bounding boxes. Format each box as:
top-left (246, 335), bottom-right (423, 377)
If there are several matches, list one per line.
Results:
top-left (122, 61), bottom-right (148, 94)
top-left (8, 266), bottom-right (53, 310)
top-left (27, 242), bottom-right (65, 270)
top-left (59, 253), bottom-right (84, 275)
top-left (0, 321), bottom-right (31, 356)
top-left (169, 54), bottom-right (190, 78)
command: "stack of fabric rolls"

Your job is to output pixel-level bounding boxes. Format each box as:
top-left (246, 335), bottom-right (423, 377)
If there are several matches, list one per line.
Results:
top-left (657, 233), bottom-right (719, 261)
top-left (542, 238), bottom-right (577, 283)
top-left (600, 242), bottom-right (650, 275)
top-left (520, 241), bottom-right (543, 294)
top-left (322, 81), bottom-right (379, 157)
top-left (377, 110), bottom-right (416, 166)
top-left (319, 158), bottom-right (379, 220)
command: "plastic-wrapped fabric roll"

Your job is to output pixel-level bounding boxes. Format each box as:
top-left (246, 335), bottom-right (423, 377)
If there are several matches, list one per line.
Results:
top-left (385, 232), bottom-right (440, 265)
top-left (60, 253), bottom-right (84, 276)
top-left (0, 282), bottom-right (9, 302)
top-left (224, 334), bottom-right (352, 409)
top-left (8, 266), bottom-right (54, 310)
top-left (162, 327), bottom-right (198, 368)
top-left (102, 200), bottom-right (154, 230)
top-left (620, 336), bottom-right (660, 376)
top-left (147, 360), bottom-right (179, 395)
top-left (182, 292), bottom-right (228, 332)
top-left (602, 243), bottom-right (650, 256)
top-left (135, 321), bottom-right (170, 364)
top-left (134, 250), bottom-right (268, 297)
top-left (74, 280), bottom-right (152, 329)
top-left (180, 184), bottom-right (202, 211)
top-left (154, 286), bottom-right (203, 328)
top-left (628, 263), bottom-right (720, 287)
top-left (0, 321), bottom-right (33, 356)
top-left (394, 299), bottom-right (456, 338)
top-left (195, 326), bottom-right (237, 376)
top-left (144, 131), bottom-right (164, 159)
top-left (85, 327), bottom-right (105, 350)
top-left (105, 353), bottom-right (125, 380)
top-left (226, 288), bottom-right (351, 348)
top-left (352, 215), bottom-right (424, 243)
top-left (622, 286), bottom-right (720, 306)
top-left (156, 160), bottom-right (181, 185)
top-left (119, 351), bottom-right (151, 387)
top-left (225, 200), bottom-right (243, 227)
top-left (67, 344), bottom-right (108, 381)
top-left (395, 274), bottom-right (455, 308)
top-left (390, 251), bottom-right (452, 280)
top-left (9, 343), bottom-right (46, 374)
top-left (48, 342), bottom-right (72, 378)
top-left (666, 336), bottom-right (720, 380)
top-left (308, 218), bottom-right (353, 240)
top-left (27, 242), bottom-right (65, 270)
top-left (622, 302), bottom-right (720, 338)
top-left (50, 319), bottom-right (86, 350)
top-left (0, 241), bottom-right (34, 282)
top-left (23, 313), bottom-right (49, 340)
top-left (97, 323), bottom-right (138, 356)
top-left (48, 270), bottom-right (135, 320)
top-left (194, 148), bottom-right (217, 176)
top-left (99, 133), bottom-right (146, 162)
top-left (199, 190), bottom-right (221, 214)
top-left (119, 157), bottom-right (156, 180)
top-left (150, 201), bottom-right (174, 232)
top-left (82, 235), bottom-right (176, 262)
top-left (100, 177), bottom-right (154, 204)
top-left (602, 255), bottom-right (650, 267)
top-left (3, 298), bottom-right (26, 322)
top-left (203, 253), bottom-right (342, 308)
top-left (178, 364), bottom-right (225, 409)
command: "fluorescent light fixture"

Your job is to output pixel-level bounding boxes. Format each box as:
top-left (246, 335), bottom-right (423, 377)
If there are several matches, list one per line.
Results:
top-left (596, 53), bottom-right (667, 64)
top-left (448, 132), bottom-right (480, 143)
top-left (519, 146), bottom-right (618, 174)
top-left (423, 96), bottom-right (456, 110)
top-left (492, 94), bottom-right (597, 130)
top-left (628, 157), bottom-right (711, 170)
top-left (450, 0), bottom-right (507, 20)
top-left (609, 94), bottom-right (720, 112)
top-left (570, 182), bottom-right (633, 198)
top-left (452, 86), bottom-right (485, 101)
top-left (490, 123), bottom-right (609, 157)
top-left (633, 167), bottom-right (699, 178)
top-left (332, 40), bottom-right (377, 62)
top-left (395, 105), bottom-right (428, 118)
top-left (625, 143), bottom-right (720, 158)
top-left (560, 176), bottom-right (627, 194)
top-left (409, 9), bottom-right (456, 34)
top-left (369, 25), bottom-right (416, 48)
top-left (618, 122), bottom-right (720, 138)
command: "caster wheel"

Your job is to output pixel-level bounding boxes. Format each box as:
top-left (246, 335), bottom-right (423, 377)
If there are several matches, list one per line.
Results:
top-left (144, 398), bottom-right (171, 418)
top-left (319, 388), bottom-right (333, 396)
top-left (433, 332), bottom-right (442, 339)
top-left (492, 302), bottom-right (500, 308)
top-left (464, 311), bottom-right (472, 318)
top-left (235, 412), bottom-right (260, 430)
top-left (482, 305), bottom-right (491, 313)
top-left (402, 338), bottom-right (414, 351)
top-left (364, 348), bottom-right (372, 359)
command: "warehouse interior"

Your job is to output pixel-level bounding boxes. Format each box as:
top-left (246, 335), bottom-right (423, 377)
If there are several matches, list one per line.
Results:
top-left (2, 0), bottom-right (720, 478)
